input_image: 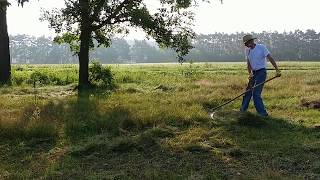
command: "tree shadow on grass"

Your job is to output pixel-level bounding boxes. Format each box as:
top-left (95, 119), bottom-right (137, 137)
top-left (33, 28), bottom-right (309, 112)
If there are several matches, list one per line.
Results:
top-left (35, 97), bottom-right (234, 179)
top-left (0, 100), bottom-right (65, 179)
top-left (210, 110), bottom-right (320, 179)
top-left (18, 97), bottom-right (314, 179)
top-left (48, 128), bottom-right (231, 179)
top-left (63, 98), bottom-right (135, 142)
top-left (0, 95), bottom-right (135, 179)
top-left (2, 96), bottom-right (319, 179)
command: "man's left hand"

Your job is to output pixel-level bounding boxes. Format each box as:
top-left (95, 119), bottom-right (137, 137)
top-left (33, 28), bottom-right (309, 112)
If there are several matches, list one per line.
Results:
top-left (276, 69), bottom-right (281, 77)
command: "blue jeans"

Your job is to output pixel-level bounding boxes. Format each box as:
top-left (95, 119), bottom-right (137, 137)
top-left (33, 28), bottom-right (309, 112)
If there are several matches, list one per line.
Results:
top-left (240, 68), bottom-right (268, 116)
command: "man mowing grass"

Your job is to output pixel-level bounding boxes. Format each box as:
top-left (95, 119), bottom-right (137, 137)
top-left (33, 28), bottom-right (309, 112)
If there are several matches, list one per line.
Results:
top-left (240, 34), bottom-right (281, 117)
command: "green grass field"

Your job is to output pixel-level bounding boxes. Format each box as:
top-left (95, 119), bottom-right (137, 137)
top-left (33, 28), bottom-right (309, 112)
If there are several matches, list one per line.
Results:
top-left (1, 62), bottom-right (320, 179)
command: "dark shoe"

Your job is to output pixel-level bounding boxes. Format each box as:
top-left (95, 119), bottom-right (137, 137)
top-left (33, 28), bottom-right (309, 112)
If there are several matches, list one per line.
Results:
top-left (259, 113), bottom-right (269, 118)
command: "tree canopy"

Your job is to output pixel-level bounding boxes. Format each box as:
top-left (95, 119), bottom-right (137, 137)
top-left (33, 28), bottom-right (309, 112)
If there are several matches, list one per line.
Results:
top-left (41, 0), bottom-right (208, 88)
top-left (42, 0), bottom-right (199, 57)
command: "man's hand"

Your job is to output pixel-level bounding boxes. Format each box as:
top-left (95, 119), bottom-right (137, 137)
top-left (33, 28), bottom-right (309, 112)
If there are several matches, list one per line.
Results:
top-left (276, 69), bottom-right (281, 77)
top-left (248, 72), bottom-right (254, 80)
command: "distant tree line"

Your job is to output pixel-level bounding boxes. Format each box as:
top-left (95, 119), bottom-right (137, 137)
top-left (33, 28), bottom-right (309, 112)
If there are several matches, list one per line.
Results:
top-left (9, 29), bottom-right (320, 64)
top-left (188, 30), bottom-right (320, 61)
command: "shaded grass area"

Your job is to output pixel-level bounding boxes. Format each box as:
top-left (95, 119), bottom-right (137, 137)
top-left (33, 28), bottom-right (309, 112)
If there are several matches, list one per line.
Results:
top-left (213, 111), bottom-right (320, 178)
top-left (0, 96), bottom-right (225, 179)
top-left (1, 62), bottom-right (320, 179)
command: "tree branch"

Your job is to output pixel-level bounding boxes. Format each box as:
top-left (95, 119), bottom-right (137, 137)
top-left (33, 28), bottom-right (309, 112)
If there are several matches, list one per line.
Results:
top-left (91, 0), bottom-right (130, 31)
top-left (91, 0), bottom-right (106, 23)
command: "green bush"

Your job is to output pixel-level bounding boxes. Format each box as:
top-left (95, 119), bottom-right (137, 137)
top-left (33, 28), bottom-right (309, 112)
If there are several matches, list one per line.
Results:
top-left (12, 75), bottom-right (25, 86)
top-left (28, 71), bottom-right (50, 85)
top-left (89, 61), bottom-right (115, 89)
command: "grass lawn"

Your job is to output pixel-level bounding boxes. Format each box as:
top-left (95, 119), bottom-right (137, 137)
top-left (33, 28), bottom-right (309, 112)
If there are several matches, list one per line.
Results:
top-left (1, 62), bottom-right (320, 179)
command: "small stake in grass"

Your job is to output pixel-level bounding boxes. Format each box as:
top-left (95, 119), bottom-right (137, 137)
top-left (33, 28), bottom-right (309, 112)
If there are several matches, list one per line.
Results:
top-left (209, 76), bottom-right (279, 119)
top-left (33, 79), bottom-right (37, 104)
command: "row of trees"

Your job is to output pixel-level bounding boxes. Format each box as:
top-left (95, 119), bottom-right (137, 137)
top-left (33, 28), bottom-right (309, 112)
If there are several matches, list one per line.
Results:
top-left (9, 35), bottom-right (176, 64)
top-left (187, 30), bottom-right (320, 61)
top-left (9, 29), bottom-right (320, 64)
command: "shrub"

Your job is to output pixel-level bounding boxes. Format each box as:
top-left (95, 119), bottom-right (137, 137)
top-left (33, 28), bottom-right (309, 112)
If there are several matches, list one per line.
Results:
top-left (89, 61), bottom-right (115, 89)
top-left (12, 75), bottom-right (25, 86)
top-left (28, 71), bottom-right (50, 86)
top-left (14, 66), bottom-right (24, 71)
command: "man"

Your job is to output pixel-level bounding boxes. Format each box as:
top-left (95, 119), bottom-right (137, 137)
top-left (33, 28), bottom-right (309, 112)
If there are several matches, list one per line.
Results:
top-left (240, 34), bottom-right (281, 117)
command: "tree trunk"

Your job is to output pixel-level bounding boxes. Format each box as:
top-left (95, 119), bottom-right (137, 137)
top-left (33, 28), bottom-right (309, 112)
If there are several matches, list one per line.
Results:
top-left (0, 2), bottom-right (11, 84)
top-left (78, 0), bottom-right (91, 90)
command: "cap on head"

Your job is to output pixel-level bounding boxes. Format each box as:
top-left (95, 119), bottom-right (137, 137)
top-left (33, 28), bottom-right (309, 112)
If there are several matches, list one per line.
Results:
top-left (243, 34), bottom-right (257, 44)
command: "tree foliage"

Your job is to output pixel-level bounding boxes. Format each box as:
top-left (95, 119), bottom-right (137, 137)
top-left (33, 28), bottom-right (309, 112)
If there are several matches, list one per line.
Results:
top-left (17, 0), bottom-right (29, 6)
top-left (41, 0), bottom-right (209, 87)
top-left (42, 0), bottom-right (198, 58)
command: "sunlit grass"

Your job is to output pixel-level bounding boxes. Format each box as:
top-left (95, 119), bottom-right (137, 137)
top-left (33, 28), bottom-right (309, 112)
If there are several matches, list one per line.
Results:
top-left (0, 62), bottom-right (319, 179)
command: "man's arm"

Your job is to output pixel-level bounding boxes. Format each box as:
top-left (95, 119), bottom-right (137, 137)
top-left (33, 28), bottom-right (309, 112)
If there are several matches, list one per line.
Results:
top-left (247, 59), bottom-right (253, 79)
top-left (267, 54), bottom-right (281, 77)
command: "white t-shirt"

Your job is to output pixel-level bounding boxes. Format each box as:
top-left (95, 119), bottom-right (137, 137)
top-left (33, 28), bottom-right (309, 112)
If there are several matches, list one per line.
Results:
top-left (245, 44), bottom-right (270, 71)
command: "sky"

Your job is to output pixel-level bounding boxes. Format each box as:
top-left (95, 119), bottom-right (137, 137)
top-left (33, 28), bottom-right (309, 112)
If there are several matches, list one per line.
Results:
top-left (6, 0), bottom-right (320, 39)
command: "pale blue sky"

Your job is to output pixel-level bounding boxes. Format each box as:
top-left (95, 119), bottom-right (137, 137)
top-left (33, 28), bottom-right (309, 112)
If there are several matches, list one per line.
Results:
top-left (7, 0), bottom-right (320, 39)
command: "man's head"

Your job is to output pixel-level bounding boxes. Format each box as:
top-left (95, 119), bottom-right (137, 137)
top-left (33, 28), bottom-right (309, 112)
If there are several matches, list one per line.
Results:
top-left (243, 34), bottom-right (256, 48)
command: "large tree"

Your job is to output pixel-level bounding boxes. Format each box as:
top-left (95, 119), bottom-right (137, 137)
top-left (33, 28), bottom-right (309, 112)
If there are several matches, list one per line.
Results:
top-left (0, 0), bottom-right (29, 84)
top-left (42, 0), bottom-right (207, 89)
top-left (0, 0), bottom-right (11, 84)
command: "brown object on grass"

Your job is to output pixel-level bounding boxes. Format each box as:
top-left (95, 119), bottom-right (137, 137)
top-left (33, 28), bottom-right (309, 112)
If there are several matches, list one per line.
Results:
top-left (301, 99), bottom-right (320, 110)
